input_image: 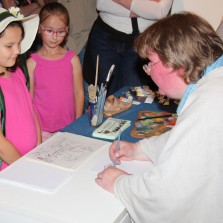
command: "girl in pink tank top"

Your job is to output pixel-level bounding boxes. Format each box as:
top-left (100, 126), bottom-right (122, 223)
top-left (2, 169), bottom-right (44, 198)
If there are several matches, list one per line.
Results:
top-left (27, 2), bottom-right (84, 141)
top-left (0, 7), bottom-right (41, 170)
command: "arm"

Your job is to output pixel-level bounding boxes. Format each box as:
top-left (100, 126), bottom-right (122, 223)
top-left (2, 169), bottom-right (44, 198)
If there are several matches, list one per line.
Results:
top-left (130, 0), bottom-right (173, 19)
top-left (0, 130), bottom-right (21, 166)
top-left (112, 0), bottom-right (138, 17)
top-left (109, 141), bottom-right (151, 164)
top-left (26, 57), bottom-right (36, 99)
top-left (2, 0), bottom-right (45, 16)
top-left (95, 140), bottom-right (151, 193)
top-left (113, 0), bottom-right (161, 9)
top-left (95, 131), bottom-right (170, 192)
top-left (34, 111), bottom-right (42, 145)
top-left (139, 131), bottom-right (170, 164)
top-left (97, 0), bottom-right (130, 17)
top-left (1, 0), bottom-right (16, 9)
top-left (71, 55), bottom-right (84, 119)
top-left (27, 58), bottom-right (42, 144)
top-left (112, 0), bottom-right (173, 19)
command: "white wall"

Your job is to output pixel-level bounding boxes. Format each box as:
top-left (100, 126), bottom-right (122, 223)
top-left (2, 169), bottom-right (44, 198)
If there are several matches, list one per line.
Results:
top-left (171, 0), bottom-right (223, 30)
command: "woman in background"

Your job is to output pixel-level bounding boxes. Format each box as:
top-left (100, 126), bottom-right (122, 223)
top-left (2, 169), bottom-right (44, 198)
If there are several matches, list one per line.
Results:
top-left (83, 0), bottom-right (173, 96)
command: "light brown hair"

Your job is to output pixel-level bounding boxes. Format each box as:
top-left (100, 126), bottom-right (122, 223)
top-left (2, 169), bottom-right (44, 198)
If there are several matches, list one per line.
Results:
top-left (39, 2), bottom-right (70, 26)
top-left (135, 12), bottom-right (223, 83)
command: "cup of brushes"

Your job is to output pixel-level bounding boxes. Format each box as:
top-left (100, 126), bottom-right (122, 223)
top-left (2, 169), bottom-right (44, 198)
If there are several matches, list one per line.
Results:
top-left (88, 62), bottom-right (115, 127)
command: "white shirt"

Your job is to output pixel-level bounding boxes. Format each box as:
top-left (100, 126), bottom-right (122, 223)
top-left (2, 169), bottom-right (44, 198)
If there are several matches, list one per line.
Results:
top-left (114, 66), bottom-right (223, 223)
top-left (97, 0), bottom-right (173, 33)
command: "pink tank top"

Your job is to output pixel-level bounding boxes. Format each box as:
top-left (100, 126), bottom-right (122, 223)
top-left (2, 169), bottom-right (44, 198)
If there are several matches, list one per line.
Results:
top-left (0, 68), bottom-right (38, 170)
top-left (31, 50), bottom-right (76, 132)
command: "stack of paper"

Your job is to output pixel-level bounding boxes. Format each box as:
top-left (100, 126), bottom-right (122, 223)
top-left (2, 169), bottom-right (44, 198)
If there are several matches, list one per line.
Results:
top-left (92, 117), bottom-right (131, 140)
top-left (0, 132), bottom-right (109, 192)
top-left (0, 159), bottom-right (72, 192)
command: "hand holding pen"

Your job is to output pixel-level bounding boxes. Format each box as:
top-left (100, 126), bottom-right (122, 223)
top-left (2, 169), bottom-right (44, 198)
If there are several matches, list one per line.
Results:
top-left (109, 141), bottom-right (151, 164)
top-left (96, 131), bottom-right (128, 193)
top-left (95, 140), bottom-right (150, 193)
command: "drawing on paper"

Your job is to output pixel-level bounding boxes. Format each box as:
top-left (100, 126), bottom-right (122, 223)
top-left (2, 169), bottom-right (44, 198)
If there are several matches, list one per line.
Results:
top-left (27, 132), bottom-right (107, 169)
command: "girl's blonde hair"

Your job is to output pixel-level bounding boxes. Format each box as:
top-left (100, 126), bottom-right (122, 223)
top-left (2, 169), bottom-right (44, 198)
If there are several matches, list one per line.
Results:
top-left (135, 12), bottom-right (223, 83)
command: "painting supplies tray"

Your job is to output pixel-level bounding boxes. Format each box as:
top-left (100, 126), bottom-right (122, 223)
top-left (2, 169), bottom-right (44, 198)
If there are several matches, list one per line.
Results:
top-left (131, 110), bottom-right (177, 138)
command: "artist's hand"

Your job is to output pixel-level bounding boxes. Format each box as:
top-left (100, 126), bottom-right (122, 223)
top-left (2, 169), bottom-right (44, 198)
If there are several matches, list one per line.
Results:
top-left (95, 166), bottom-right (128, 193)
top-left (109, 141), bottom-right (149, 165)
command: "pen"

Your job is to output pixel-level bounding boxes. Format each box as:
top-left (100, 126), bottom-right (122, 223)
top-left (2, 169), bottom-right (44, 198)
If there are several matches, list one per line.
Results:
top-left (104, 64), bottom-right (115, 89)
top-left (138, 114), bottom-right (174, 121)
top-left (113, 130), bottom-right (121, 167)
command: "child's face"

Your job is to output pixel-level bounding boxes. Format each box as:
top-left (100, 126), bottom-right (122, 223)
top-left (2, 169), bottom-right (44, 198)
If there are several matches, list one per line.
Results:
top-left (40, 15), bottom-right (68, 48)
top-left (0, 26), bottom-right (22, 72)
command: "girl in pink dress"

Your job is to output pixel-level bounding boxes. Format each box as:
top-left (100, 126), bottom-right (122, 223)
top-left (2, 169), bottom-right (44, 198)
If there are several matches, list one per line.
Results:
top-left (27, 2), bottom-right (84, 141)
top-left (0, 7), bottom-right (41, 170)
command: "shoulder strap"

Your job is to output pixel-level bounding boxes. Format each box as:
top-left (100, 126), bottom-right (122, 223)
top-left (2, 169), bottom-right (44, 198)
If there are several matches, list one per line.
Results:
top-left (19, 53), bottom-right (30, 89)
top-left (0, 86), bottom-right (6, 136)
top-left (0, 87), bottom-right (5, 168)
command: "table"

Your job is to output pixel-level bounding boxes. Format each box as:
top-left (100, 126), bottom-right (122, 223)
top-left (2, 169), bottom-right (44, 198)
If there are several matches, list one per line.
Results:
top-left (0, 86), bottom-right (177, 223)
top-left (0, 139), bottom-right (131, 223)
top-left (62, 86), bottom-right (177, 142)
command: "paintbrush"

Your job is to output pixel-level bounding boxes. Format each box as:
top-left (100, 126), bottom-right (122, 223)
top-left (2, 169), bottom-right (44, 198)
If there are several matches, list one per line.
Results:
top-left (138, 114), bottom-right (174, 121)
top-left (103, 64), bottom-right (115, 89)
top-left (88, 55), bottom-right (99, 102)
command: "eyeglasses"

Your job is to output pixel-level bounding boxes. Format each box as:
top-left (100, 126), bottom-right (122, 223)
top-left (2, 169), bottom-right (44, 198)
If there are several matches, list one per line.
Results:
top-left (40, 25), bottom-right (68, 37)
top-left (143, 61), bottom-right (160, 73)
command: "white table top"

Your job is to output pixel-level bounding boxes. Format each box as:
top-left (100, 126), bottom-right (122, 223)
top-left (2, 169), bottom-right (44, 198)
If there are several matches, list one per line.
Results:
top-left (0, 134), bottom-right (128, 223)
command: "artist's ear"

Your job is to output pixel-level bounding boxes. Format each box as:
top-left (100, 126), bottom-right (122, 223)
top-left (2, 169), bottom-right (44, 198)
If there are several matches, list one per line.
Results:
top-left (178, 67), bottom-right (186, 75)
top-left (176, 67), bottom-right (186, 77)
top-left (177, 67), bottom-right (191, 83)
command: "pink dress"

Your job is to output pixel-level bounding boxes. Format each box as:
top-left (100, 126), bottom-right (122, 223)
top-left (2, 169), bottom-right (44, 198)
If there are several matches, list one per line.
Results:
top-left (31, 50), bottom-right (76, 132)
top-left (0, 68), bottom-right (38, 170)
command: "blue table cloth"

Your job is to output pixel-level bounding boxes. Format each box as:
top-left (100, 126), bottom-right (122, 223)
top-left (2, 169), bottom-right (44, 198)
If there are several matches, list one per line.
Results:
top-left (61, 87), bottom-right (177, 143)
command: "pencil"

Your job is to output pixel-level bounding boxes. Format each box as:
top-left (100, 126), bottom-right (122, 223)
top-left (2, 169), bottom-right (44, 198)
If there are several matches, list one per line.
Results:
top-left (113, 130), bottom-right (121, 167)
top-left (138, 114), bottom-right (174, 121)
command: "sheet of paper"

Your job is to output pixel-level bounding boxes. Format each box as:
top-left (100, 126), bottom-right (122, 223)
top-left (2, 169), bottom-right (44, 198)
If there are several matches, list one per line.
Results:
top-left (26, 132), bottom-right (108, 170)
top-left (91, 152), bottom-right (153, 175)
top-left (0, 158), bottom-right (72, 192)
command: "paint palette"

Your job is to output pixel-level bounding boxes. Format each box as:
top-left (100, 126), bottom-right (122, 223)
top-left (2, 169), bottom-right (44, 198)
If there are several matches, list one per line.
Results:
top-left (131, 111), bottom-right (177, 138)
